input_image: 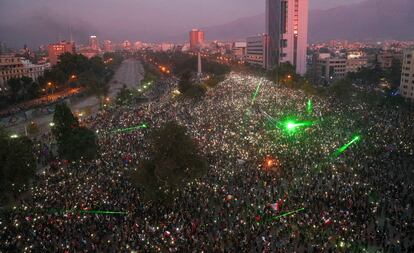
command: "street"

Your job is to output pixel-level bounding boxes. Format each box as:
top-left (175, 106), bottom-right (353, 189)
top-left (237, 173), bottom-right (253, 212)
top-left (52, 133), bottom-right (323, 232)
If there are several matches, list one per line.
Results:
top-left (3, 59), bottom-right (144, 136)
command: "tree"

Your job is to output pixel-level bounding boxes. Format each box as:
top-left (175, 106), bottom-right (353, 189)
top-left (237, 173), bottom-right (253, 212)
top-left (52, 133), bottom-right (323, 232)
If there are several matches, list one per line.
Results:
top-left (328, 78), bottom-right (356, 102)
top-left (52, 103), bottom-right (98, 161)
top-left (79, 70), bottom-right (108, 99)
top-left (178, 70), bottom-right (193, 93)
top-left (116, 85), bottom-right (134, 105)
top-left (7, 78), bottom-right (22, 102)
top-left (59, 127), bottom-right (98, 161)
top-left (131, 121), bottom-right (207, 201)
top-left (52, 103), bottom-right (79, 140)
top-left (0, 127), bottom-right (36, 204)
top-left (348, 65), bottom-right (383, 86)
top-left (384, 59), bottom-right (402, 88)
top-left (7, 77), bottom-right (36, 102)
top-left (269, 63), bottom-right (299, 86)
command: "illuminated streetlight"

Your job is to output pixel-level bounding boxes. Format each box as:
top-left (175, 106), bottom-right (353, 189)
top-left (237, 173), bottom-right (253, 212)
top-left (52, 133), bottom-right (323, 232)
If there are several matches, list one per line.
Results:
top-left (10, 134), bottom-right (18, 139)
top-left (49, 122), bottom-right (55, 127)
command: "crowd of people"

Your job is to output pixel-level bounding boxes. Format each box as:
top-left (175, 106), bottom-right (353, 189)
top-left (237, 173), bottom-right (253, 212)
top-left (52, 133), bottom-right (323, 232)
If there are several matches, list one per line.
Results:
top-left (1, 72), bottom-right (414, 252)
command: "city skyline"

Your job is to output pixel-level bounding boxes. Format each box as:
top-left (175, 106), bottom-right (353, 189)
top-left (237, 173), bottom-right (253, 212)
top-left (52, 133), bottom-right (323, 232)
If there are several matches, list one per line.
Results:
top-left (0, 0), bottom-right (369, 48)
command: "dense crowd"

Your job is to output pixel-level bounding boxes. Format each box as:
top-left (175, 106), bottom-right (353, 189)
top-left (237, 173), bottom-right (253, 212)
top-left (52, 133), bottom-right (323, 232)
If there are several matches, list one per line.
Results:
top-left (1, 72), bottom-right (414, 252)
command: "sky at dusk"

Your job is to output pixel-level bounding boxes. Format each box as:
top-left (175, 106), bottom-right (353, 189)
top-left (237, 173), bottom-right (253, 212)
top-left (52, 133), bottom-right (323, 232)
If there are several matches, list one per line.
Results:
top-left (0, 0), bottom-right (365, 47)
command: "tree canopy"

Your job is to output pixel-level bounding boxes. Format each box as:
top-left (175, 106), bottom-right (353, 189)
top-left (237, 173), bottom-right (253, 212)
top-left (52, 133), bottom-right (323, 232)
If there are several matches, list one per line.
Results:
top-left (52, 103), bottom-right (98, 161)
top-left (0, 127), bottom-right (36, 204)
top-left (131, 121), bottom-right (207, 202)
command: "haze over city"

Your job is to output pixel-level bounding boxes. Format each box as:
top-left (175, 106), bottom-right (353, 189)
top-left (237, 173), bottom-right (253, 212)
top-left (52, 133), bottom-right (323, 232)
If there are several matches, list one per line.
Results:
top-left (1, 0), bottom-right (370, 47)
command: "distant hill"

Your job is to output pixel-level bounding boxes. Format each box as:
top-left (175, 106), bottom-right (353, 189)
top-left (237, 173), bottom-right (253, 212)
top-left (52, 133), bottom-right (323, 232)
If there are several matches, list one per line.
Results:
top-left (198, 0), bottom-right (414, 42)
top-left (1, 0), bottom-right (413, 47)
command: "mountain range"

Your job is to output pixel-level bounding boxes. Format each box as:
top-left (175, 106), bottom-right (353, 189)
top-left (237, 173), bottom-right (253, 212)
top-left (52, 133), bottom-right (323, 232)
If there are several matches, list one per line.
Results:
top-left (200, 0), bottom-right (414, 42)
top-left (0, 0), bottom-right (413, 48)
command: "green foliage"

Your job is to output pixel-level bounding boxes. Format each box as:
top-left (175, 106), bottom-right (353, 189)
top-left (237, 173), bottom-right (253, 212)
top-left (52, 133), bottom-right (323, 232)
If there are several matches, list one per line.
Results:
top-left (177, 70), bottom-right (207, 98)
top-left (131, 121), bottom-right (207, 202)
top-left (384, 59), bottom-right (402, 88)
top-left (43, 53), bottom-right (121, 100)
top-left (58, 127), bottom-right (98, 161)
top-left (7, 77), bottom-right (37, 102)
top-left (0, 127), bottom-right (36, 204)
top-left (146, 51), bottom-right (230, 77)
top-left (347, 66), bottom-right (383, 85)
top-left (205, 75), bottom-right (225, 88)
top-left (79, 70), bottom-right (108, 99)
top-left (116, 85), bottom-right (135, 105)
top-left (103, 52), bottom-right (124, 70)
top-left (141, 63), bottom-right (160, 85)
top-left (52, 103), bottom-right (79, 139)
top-left (178, 70), bottom-right (192, 93)
top-left (184, 85), bottom-right (207, 98)
top-left (347, 59), bottom-right (401, 89)
top-left (52, 103), bottom-right (98, 161)
top-left (268, 63), bottom-right (300, 87)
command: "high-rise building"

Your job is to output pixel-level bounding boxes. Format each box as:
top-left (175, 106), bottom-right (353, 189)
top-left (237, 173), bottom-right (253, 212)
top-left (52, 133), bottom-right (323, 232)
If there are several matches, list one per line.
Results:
top-left (266, 0), bottom-right (308, 75)
top-left (122, 40), bottom-right (132, 50)
top-left (400, 49), bottom-right (414, 100)
top-left (135, 41), bottom-right (143, 50)
top-left (189, 29), bottom-right (205, 49)
top-left (89, 35), bottom-right (100, 51)
top-left (245, 34), bottom-right (270, 69)
top-left (103, 40), bottom-right (113, 52)
top-left (47, 41), bottom-right (76, 65)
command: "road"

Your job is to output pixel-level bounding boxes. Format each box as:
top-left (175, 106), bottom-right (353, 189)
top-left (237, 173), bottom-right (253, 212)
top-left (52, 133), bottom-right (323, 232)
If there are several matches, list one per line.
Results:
top-left (4, 59), bottom-right (144, 136)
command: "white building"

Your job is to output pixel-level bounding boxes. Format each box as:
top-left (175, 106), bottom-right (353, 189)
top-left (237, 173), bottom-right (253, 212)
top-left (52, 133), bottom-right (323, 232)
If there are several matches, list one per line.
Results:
top-left (266, 0), bottom-right (309, 75)
top-left (161, 43), bottom-right (174, 52)
top-left (316, 56), bottom-right (347, 84)
top-left (245, 34), bottom-right (269, 69)
top-left (0, 54), bottom-right (49, 92)
top-left (89, 35), bottom-right (100, 51)
top-left (400, 49), bottom-right (414, 100)
top-left (232, 41), bottom-right (247, 60)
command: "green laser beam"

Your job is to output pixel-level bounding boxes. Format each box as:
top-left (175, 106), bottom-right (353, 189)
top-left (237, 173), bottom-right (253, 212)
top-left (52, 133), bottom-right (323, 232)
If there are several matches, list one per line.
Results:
top-left (79, 210), bottom-right (128, 215)
top-left (307, 99), bottom-right (313, 114)
top-left (334, 135), bottom-right (361, 156)
top-left (251, 81), bottom-right (262, 104)
top-left (279, 119), bottom-right (313, 134)
top-left (49, 209), bottom-right (128, 215)
top-left (112, 123), bottom-right (148, 133)
top-left (10, 207), bottom-right (128, 216)
top-left (263, 207), bottom-right (305, 223)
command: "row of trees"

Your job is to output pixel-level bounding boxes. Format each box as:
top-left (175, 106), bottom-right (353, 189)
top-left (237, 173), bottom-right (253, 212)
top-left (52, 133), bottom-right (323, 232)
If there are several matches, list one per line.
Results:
top-left (0, 103), bottom-right (99, 206)
top-left (144, 52), bottom-right (230, 98)
top-left (347, 59), bottom-right (402, 89)
top-left (263, 62), bottom-right (408, 108)
top-left (1, 52), bottom-right (124, 110)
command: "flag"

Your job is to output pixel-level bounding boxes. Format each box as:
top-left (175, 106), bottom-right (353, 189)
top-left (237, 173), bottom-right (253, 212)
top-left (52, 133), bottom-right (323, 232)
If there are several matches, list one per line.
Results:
top-left (268, 197), bottom-right (285, 212)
